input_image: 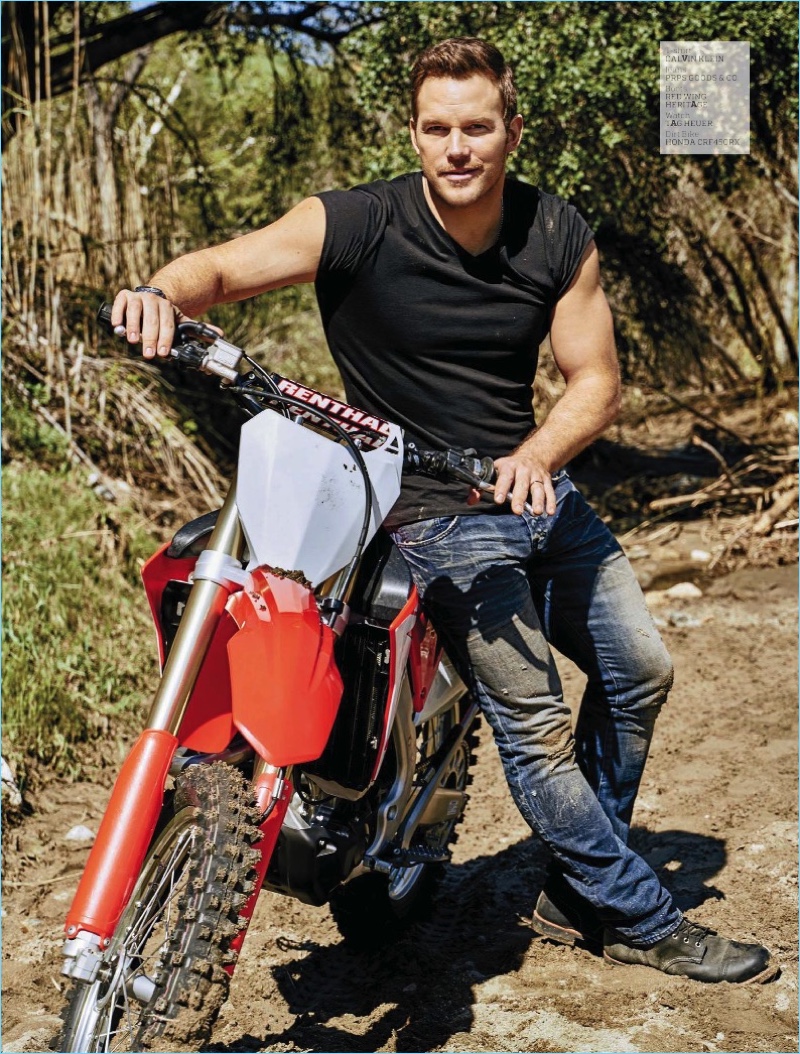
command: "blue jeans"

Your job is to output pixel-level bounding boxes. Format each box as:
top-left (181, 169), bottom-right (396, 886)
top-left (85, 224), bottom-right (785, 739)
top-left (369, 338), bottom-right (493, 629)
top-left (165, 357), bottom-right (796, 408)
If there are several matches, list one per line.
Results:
top-left (390, 471), bottom-right (681, 945)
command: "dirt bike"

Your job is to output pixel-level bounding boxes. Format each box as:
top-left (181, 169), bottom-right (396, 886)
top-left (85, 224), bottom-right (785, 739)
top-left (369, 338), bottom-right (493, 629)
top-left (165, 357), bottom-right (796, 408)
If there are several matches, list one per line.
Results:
top-left (56, 304), bottom-right (497, 1052)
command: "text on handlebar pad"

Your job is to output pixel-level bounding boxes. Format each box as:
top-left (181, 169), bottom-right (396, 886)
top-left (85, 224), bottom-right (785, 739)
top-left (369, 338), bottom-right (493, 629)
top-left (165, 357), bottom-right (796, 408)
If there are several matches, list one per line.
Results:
top-left (276, 379), bottom-right (393, 450)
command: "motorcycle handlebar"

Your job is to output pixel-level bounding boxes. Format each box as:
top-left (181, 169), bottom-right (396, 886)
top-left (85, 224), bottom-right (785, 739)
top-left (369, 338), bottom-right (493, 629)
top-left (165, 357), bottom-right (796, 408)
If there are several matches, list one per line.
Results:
top-left (402, 444), bottom-right (496, 488)
top-left (97, 302), bottom-right (242, 381)
top-left (97, 302), bottom-right (496, 488)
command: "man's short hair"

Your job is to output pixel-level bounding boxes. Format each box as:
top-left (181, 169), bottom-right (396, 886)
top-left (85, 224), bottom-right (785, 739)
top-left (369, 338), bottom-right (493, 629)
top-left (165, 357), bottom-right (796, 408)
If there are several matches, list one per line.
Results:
top-left (410, 38), bottom-right (518, 127)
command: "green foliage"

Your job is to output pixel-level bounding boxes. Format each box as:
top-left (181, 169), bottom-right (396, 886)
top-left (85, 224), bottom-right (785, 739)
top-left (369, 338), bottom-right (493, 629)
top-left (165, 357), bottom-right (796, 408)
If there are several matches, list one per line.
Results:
top-left (348, 2), bottom-right (798, 385)
top-left (352, 1), bottom-right (797, 224)
top-left (2, 390), bottom-right (71, 469)
top-left (108, 30), bottom-right (356, 398)
top-left (2, 403), bottom-right (159, 779)
top-left (132, 36), bottom-right (363, 241)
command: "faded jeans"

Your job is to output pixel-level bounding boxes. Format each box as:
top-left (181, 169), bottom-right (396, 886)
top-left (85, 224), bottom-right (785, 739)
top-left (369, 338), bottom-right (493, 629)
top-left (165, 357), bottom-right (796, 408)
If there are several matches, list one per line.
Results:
top-left (390, 471), bottom-right (681, 945)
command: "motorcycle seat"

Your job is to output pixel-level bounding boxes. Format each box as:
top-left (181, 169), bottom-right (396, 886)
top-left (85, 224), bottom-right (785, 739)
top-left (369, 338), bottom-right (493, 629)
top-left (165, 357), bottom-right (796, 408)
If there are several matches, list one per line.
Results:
top-left (167, 509), bottom-right (220, 558)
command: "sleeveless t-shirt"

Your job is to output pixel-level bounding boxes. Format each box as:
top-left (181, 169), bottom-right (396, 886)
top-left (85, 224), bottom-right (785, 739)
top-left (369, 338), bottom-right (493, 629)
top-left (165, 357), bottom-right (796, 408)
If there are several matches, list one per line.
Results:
top-left (314, 172), bottom-right (593, 526)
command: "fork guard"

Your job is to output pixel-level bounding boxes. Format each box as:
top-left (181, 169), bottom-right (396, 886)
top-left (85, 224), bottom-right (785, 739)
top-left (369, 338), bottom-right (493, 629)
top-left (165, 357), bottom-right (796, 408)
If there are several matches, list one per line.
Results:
top-left (226, 567), bottom-right (343, 766)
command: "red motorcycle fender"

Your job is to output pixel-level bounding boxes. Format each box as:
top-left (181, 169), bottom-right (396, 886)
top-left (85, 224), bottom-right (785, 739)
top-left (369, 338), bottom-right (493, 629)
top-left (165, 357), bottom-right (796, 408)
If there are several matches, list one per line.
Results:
top-left (226, 568), bottom-right (343, 767)
top-left (65, 729), bottom-right (178, 940)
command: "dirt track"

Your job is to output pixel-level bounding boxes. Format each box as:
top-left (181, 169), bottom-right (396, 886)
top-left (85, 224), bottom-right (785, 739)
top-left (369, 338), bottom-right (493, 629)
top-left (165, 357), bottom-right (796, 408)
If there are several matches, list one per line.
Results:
top-left (2, 559), bottom-right (797, 1054)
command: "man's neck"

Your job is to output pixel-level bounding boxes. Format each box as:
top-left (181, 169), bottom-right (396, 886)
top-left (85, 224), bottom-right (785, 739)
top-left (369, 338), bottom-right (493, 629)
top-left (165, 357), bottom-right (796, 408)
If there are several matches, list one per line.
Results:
top-left (421, 177), bottom-right (504, 257)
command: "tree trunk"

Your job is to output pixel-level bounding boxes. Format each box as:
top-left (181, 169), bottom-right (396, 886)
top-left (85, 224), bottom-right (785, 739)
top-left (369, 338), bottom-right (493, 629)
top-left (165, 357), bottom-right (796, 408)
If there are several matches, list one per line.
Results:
top-left (84, 81), bottom-right (119, 284)
top-left (83, 47), bottom-right (151, 285)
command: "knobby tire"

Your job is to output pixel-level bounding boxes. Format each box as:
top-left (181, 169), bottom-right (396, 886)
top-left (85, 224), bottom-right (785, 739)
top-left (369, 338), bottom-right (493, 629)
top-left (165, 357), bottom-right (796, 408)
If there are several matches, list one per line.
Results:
top-left (58, 763), bottom-right (261, 1053)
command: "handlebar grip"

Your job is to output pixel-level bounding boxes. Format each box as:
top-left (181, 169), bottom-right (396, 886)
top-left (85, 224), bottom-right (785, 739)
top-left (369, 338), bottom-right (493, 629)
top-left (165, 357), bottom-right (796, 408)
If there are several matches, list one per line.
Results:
top-left (96, 300), bottom-right (157, 359)
top-left (95, 298), bottom-right (241, 382)
top-left (96, 299), bottom-right (194, 351)
top-left (97, 302), bottom-right (114, 335)
top-left (403, 444), bottom-right (495, 486)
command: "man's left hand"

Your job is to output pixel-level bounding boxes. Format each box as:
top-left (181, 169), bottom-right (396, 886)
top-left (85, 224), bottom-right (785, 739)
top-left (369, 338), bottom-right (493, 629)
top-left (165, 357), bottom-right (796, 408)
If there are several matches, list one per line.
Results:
top-left (466, 451), bottom-right (556, 516)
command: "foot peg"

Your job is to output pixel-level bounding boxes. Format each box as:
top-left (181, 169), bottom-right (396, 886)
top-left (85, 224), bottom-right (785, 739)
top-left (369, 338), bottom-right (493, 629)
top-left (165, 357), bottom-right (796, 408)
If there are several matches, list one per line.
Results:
top-left (392, 844), bottom-right (450, 865)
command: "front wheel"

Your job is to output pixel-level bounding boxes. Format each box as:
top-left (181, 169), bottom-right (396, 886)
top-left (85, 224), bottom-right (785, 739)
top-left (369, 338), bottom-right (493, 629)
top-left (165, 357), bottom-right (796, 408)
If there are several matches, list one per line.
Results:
top-left (58, 763), bottom-right (260, 1053)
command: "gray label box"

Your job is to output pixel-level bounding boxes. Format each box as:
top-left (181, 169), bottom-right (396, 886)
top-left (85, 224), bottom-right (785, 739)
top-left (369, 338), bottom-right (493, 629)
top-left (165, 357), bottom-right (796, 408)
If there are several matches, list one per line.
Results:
top-left (660, 41), bottom-right (750, 155)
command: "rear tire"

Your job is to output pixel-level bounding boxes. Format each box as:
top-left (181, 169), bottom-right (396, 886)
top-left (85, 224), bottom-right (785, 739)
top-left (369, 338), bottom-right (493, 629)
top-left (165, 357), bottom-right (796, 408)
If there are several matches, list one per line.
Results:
top-left (58, 763), bottom-right (260, 1052)
top-left (330, 712), bottom-right (478, 949)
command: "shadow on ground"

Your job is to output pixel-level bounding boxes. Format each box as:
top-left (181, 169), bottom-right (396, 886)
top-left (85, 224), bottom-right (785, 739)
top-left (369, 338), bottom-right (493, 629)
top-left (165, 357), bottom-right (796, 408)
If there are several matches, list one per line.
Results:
top-left (208, 826), bottom-right (727, 1053)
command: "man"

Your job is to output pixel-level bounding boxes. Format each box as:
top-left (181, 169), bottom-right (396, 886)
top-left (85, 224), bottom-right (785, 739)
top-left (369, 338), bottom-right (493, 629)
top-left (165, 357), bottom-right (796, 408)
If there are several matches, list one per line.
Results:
top-left (113, 38), bottom-right (774, 984)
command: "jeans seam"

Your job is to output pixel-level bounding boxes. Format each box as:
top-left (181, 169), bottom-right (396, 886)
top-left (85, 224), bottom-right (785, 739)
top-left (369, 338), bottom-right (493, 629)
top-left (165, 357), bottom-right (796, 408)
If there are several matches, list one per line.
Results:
top-left (477, 682), bottom-right (595, 876)
top-left (478, 689), bottom-right (548, 845)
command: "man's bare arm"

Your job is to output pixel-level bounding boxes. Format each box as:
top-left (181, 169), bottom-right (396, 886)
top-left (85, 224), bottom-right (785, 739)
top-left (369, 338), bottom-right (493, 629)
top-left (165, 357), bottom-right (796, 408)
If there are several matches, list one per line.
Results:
top-left (492, 241), bottom-right (621, 515)
top-left (110, 196), bottom-right (326, 359)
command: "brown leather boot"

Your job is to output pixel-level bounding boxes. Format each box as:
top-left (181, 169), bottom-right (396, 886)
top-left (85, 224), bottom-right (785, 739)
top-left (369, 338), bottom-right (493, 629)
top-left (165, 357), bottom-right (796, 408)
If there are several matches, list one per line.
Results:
top-left (532, 887), bottom-right (602, 948)
top-left (604, 917), bottom-right (778, 984)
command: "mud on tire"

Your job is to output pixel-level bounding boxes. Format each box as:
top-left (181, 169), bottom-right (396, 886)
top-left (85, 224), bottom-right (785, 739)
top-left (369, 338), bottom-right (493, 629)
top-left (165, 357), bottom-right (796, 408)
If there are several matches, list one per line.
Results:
top-left (58, 763), bottom-right (261, 1053)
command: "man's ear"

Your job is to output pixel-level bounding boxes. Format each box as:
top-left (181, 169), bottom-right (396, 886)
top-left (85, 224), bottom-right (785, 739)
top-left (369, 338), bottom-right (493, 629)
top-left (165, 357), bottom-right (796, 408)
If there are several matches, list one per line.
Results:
top-left (506, 114), bottom-right (524, 154)
top-left (409, 118), bottom-right (420, 156)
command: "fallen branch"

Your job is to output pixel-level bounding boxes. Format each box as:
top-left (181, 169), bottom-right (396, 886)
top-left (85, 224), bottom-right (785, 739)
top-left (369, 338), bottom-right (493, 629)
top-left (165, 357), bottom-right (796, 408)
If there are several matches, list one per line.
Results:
top-left (649, 486), bottom-right (764, 511)
top-left (753, 486), bottom-right (799, 535)
top-left (691, 433), bottom-right (739, 488)
top-left (651, 388), bottom-right (756, 446)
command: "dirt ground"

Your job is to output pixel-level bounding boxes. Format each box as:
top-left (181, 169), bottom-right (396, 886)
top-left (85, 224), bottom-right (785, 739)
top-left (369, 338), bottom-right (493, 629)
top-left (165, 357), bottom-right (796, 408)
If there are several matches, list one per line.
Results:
top-left (2, 546), bottom-right (797, 1054)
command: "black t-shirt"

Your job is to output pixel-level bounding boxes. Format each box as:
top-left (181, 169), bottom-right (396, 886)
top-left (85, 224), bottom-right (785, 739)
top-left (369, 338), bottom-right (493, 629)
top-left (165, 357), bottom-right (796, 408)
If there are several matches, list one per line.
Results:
top-left (314, 172), bottom-right (594, 526)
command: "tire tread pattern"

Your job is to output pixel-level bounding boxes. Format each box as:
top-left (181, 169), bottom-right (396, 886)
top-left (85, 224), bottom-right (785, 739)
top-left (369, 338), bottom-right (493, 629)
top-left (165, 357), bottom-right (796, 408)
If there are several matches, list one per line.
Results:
top-left (57, 763), bottom-right (260, 1053)
top-left (136, 764), bottom-right (260, 1051)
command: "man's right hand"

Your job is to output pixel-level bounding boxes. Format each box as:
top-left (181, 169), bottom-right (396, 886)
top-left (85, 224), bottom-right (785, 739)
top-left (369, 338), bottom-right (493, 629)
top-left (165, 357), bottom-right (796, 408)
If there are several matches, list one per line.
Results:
top-left (110, 288), bottom-right (188, 360)
top-left (108, 195), bottom-right (326, 359)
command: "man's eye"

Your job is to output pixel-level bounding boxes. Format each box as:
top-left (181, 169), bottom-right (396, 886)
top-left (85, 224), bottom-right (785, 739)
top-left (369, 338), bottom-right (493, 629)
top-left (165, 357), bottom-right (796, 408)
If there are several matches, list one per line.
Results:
top-left (424, 125), bottom-right (448, 135)
top-left (466, 124), bottom-right (490, 134)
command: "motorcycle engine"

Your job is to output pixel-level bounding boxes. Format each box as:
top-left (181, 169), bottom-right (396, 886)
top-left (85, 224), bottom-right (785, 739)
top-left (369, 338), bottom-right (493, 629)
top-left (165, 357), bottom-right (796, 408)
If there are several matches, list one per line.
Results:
top-left (263, 790), bottom-right (371, 906)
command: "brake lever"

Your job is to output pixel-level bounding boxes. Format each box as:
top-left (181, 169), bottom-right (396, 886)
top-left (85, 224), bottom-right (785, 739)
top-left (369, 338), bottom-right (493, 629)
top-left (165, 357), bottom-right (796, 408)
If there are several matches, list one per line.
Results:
top-left (473, 479), bottom-right (535, 516)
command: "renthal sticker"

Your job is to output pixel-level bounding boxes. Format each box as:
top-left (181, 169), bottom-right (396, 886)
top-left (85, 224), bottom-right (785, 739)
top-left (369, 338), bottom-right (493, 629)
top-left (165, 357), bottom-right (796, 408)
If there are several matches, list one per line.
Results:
top-left (277, 379), bottom-right (392, 437)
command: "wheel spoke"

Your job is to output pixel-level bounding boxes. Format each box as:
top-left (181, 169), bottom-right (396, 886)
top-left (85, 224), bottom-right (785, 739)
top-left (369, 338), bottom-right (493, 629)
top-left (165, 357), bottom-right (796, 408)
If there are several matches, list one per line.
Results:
top-left (126, 828), bottom-right (195, 949)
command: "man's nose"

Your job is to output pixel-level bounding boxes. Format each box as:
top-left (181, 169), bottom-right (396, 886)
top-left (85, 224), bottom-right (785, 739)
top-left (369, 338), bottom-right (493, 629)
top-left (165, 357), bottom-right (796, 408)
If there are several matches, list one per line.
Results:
top-left (446, 130), bottom-right (470, 160)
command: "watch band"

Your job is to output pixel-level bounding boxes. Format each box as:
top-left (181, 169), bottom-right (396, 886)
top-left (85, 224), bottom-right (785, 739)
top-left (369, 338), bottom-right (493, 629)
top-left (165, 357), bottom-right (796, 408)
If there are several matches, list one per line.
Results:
top-left (134, 285), bottom-right (168, 300)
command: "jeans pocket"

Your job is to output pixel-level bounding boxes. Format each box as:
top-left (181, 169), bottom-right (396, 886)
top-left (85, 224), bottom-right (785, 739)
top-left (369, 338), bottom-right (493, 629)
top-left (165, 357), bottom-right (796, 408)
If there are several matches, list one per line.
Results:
top-left (391, 516), bottom-right (460, 549)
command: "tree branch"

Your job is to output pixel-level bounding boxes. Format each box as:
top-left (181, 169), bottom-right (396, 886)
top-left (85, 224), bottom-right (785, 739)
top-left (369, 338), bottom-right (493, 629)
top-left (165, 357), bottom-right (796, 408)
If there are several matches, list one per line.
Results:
top-left (107, 46), bottom-right (153, 123)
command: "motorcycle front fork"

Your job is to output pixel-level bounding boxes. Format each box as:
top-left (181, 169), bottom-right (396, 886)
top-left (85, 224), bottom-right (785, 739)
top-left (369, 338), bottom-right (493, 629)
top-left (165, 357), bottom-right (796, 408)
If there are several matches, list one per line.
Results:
top-left (62, 478), bottom-right (267, 977)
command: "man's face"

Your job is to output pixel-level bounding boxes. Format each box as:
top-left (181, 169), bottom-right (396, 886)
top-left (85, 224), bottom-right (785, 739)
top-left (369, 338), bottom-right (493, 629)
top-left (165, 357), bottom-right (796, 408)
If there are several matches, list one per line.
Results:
top-left (410, 74), bottom-right (522, 211)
